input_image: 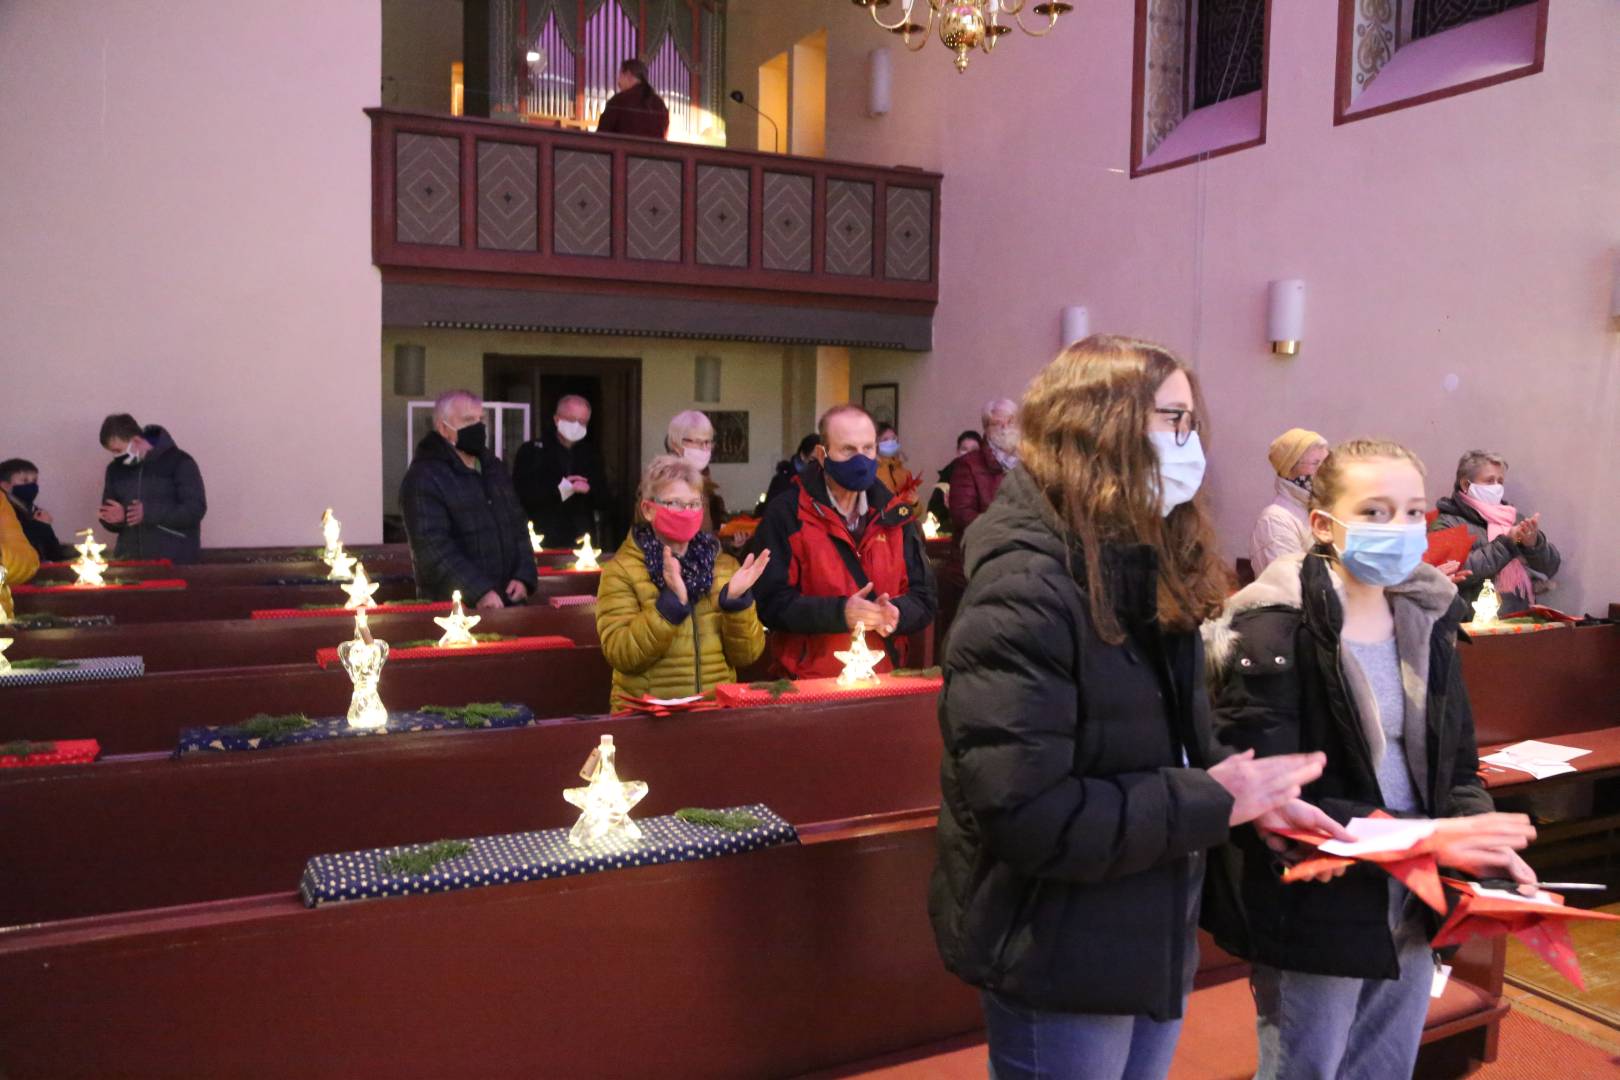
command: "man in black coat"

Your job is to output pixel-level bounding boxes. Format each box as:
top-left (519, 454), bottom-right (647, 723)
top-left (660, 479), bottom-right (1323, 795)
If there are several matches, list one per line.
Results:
top-left (97, 415), bottom-right (207, 563)
top-left (400, 390), bottom-right (538, 609)
top-left (511, 394), bottom-right (605, 547)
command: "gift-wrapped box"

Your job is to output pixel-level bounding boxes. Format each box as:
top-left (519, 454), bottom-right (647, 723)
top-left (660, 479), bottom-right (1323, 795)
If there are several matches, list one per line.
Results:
top-left (0, 738), bottom-right (101, 767)
top-left (714, 672), bottom-right (943, 708)
top-left (174, 703), bottom-right (535, 757)
top-left (298, 803), bottom-right (797, 907)
top-left (13, 579), bottom-right (186, 594)
top-left (250, 601), bottom-right (453, 621)
top-left (547, 594), bottom-right (596, 609)
top-left (313, 635), bottom-right (574, 670)
top-left (0, 656), bottom-right (144, 687)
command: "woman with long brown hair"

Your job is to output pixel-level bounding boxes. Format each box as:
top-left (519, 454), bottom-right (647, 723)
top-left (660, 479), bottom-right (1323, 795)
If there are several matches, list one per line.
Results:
top-left (930, 335), bottom-right (1342, 1080)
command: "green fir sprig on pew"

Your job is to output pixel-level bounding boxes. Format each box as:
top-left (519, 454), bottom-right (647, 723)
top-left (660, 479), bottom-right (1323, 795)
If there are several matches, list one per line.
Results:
top-left (0, 740), bottom-right (58, 758)
top-left (419, 702), bottom-right (521, 729)
top-left (221, 713), bottom-right (314, 740)
top-left (675, 808), bottom-right (765, 833)
top-left (394, 633), bottom-right (508, 649)
top-left (7, 658), bottom-right (80, 671)
top-left (379, 839), bottom-right (472, 876)
top-left (747, 679), bottom-right (799, 700)
top-left (890, 666), bottom-right (943, 680)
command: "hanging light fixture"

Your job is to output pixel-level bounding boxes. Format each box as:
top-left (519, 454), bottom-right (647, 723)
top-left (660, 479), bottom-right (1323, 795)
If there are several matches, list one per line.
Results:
top-left (853, 0), bottom-right (1072, 74)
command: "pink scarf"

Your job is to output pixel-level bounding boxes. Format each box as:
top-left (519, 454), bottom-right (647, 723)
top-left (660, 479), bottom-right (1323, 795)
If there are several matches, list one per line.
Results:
top-left (1459, 490), bottom-right (1535, 603)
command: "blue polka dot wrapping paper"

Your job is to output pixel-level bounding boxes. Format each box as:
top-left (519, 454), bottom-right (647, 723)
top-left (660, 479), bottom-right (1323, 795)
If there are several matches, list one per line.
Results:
top-left (298, 803), bottom-right (798, 908)
top-left (173, 703), bottom-right (535, 758)
top-left (0, 655), bottom-right (143, 688)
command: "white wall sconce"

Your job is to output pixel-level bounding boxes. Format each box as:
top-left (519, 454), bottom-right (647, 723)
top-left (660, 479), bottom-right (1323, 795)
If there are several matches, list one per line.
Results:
top-left (394, 344), bottom-right (426, 396)
top-left (1268, 279), bottom-right (1306, 356)
top-left (868, 48), bottom-right (892, 117)
top-left (694, 354), bottom-right (722, 403)
top-left (1060, 305), bottom-right (1090, 349)
top-left (1609, 253), bottom-right (1620, 331)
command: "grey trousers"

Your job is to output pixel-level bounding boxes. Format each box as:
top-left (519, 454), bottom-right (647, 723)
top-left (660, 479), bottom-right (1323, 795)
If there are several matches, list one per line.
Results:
top-left (1249, 884), bottom-right (1435, 1080)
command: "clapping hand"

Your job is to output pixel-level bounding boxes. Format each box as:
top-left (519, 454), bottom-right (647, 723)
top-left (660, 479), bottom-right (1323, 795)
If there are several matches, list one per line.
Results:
top-left (503, 579), bottom-right (529, 603)
top-left (568, 475), bottom-right (591, 495)
top-left (1509, 513), bottom-right (1541, 548)
top-left (31, 506), bottom-right (52, 525)
top-left (723, 550), bottom-right (771, 602)
top-left (845, 583), bottom-right (887, 631)
top-left (1207, 750), bottom-right (1329, 828)
top-left (1254, 798), bottom-right (1356, 882)
top-left (663, 547), bottom-right (688, 605)
top-left (475, 589), bottom-right (504, 611)
top-left (1436, 560), bottom-right (1471, 584)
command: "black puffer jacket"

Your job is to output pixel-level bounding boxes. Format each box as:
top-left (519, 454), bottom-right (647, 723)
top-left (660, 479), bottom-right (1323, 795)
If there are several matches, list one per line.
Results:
top-left (100, 425), bottom-right (207, 563)
top-left (1201, 549), bottom-right (1494, 980)
top-left (929, 467), bottom-right (1234, 1021)
top-left (400, 433), bottom-right (538, 603)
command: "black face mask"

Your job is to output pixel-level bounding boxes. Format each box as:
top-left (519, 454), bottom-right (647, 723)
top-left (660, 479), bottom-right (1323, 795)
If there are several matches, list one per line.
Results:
top-left (11, 483), bottom-right (38, 506)
top-left (454, 421), bottom-right (487, 456)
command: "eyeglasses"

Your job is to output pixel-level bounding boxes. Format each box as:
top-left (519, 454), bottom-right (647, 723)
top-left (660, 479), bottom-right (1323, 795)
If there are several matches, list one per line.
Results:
top-left (1153, 408), bottom-right (1199, 447)
top-left (653, 497), bottom-right (704, 512)
top-left (681, 437), bottom-right (714, 451)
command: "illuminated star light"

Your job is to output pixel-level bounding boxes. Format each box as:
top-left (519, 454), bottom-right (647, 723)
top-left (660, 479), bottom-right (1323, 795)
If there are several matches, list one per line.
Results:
top-left (563, 734), bottom-right (648, 847)
top-left (922, 512), bottom-right (941, 540)
top-left (572, 534), bottom-right (601, 572)
top-left (432, 589), bottom-right (482, 647)
top-left (326, 548), bottom-right (356, 582)
top-left (835, 622), bottom-right (885, 687)
top-left (342, 562), bottom-right (381, 610)
top-left (1469, 578), bottom-right (1501, 628)
top-left (0, 636), bottom-right (13, 674)
top-left (527, 521), bottom-right (545, 554)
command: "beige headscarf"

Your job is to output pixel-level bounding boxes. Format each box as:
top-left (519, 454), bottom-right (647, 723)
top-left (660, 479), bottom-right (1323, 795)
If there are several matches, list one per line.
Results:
top-left (1268, 428), bottom-right (1327, 478)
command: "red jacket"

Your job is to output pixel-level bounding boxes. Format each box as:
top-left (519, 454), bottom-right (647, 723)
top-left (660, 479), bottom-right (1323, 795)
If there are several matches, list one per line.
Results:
top-left (749, 463), bottom-right (937, 678)
top-left (947, 446), bottom-right (1009, 536)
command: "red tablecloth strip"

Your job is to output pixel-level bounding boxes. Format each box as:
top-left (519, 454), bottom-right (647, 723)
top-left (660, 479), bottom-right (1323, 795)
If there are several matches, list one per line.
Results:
top-left (13, 578), bottom-right (187, 595)
top-left (39, 558), bottom-right (173, 569)
top-left (251, 601), bottom-right (453, 621)
top-left (1465, 622), bottom-right (1569, 637)
top-left (547, 594), bottom-right (597, 608)
top-left (715, 674), bottom-right (943, 708)
top-left (532, 549), bottom-right (576, 557)
top-left (538, 566), bottom-right (602, 576)
top-left (0, 739), bottom-right (101, 768)
top-left (314, 634), bottom-right (575, 670)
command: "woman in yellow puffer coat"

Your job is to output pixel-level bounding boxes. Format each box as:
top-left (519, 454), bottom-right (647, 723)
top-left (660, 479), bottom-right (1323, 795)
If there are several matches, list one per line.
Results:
top-left (597, 455), bottom-right (769, 712)
top-left (0, 495), bottom-right (41, 621)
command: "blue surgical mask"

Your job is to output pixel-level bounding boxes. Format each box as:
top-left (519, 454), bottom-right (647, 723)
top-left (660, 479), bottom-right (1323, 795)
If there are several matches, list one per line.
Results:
top-left (823, 452), bottom-right (879, 493)
top-left (1148, 431), bottom-right (1206, 516)
top-left (878, 439), bottom-right (900, 457)
top-left (1322, 514), bottom-right (1428, 587)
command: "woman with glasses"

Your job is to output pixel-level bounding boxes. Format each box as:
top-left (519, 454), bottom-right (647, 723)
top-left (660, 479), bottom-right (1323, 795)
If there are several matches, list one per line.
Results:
top-left (931, 336), bottom-right (1337, 1080)
top-left (596, 455), bottom-right (769, 713)
top-left (665, 410), bottom-right (728, 530)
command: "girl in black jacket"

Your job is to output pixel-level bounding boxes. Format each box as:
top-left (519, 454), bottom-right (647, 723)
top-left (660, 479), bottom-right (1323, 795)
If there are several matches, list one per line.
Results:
top-left (1204, 438), bottom-right (1536, 1080)
top-left (930, 336), bottom-right (1337, 1080)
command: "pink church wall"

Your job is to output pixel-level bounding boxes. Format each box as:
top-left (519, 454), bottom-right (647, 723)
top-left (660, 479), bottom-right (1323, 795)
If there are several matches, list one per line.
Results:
top-left (0, 0), bottom-right (383, 546)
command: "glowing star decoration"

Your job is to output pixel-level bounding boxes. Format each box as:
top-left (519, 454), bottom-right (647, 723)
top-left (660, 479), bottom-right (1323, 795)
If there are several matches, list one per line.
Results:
top-left (835, 622), bottom-right (885, 687)
top-left (320, 508), bottom-right (343, 565)
top-left (922, 512), bottom-right (942, 540)
top-left (0, 636), bottom-right (12, 675)
top-left (527, 521), bottom-right (545, 554)
top-left (432, 590), bottom-right (481, 647)
top-left (342, 562), bottom-right (380, 610)
top-left (326, 547), bottom-right (356, 582)
top-left (337, 608), bottom-right (390, 730)
top-left (71, 529), bottom-right (109, 587)
top-left (572, 534), bottom-right (601, 572)
top-left (1470, 578), bottom-right (1501, 628)
top-left (562, 734), bottom-right (648, 847)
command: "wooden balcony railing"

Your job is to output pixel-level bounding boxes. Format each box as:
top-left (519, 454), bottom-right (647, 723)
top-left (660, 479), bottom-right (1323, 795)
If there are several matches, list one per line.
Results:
top-left (369, 109), bottom-right (941, 312)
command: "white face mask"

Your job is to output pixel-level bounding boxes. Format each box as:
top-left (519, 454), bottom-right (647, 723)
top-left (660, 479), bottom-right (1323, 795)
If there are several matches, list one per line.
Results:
top-left (988, 425), bottom-right (1019, 453)
top-left (1149, 431), bottom-right (1206, 516)
top-left (1470, 482), bottom-right (1505, 505)
top-left (682, 446), bottom-right (712, 470)
top-left (556, 419), bottom-right (588, 443)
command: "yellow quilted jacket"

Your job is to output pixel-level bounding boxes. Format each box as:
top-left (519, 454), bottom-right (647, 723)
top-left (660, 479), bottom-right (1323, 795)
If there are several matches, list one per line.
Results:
top-left (0, 496), bottom-right (41, 620)
top-left (596, 531), bottom-right (766, 712)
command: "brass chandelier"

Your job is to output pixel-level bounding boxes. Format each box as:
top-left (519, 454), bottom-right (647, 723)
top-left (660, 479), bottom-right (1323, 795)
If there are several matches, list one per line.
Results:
top-left (852, 0), bottom-right (1073, 74)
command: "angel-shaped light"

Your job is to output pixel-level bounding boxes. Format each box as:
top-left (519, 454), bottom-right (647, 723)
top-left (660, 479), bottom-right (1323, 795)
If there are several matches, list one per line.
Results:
top-left (922, 512), bottom-right (941, 540)
top-left (337, 608), bottom-right (390, 730)
top-left (1470, 578), bottom-right (1501, 628)
top-left (326, 547), bottom-right (356, 582)
top-left (572, 534), bottom-right (601, 572)
top-left (432, 589), bottom-right (482, 647)
top-left (835, 622), bottom-right (884, 687)
top-left (563, 734), bottom-right (648, 847)
top-left (72, 529), bottom-right (109, 587)
top-left (320, 508), bottom-right (343, 565)
top-left (342, 562), bottom-right (381, 610)
top-left (527, 521), bottom-right (545, 554)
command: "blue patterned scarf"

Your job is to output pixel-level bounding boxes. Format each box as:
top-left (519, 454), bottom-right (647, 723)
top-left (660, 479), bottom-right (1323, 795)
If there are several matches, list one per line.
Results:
top-left (635, 525), bottom-right (718, 602)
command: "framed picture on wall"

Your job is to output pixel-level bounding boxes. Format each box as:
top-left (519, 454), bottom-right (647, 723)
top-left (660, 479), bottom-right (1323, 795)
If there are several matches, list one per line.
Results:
top-left (862, 383), bottom-right (899, 432)
top-left (709, 411), bottom-right (750, 464)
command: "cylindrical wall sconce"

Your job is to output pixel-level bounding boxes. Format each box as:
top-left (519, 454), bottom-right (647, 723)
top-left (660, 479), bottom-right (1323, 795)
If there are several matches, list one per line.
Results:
top-left (394, 343), bottom-right (427, 396)
top-left (1268, 279), bottom-right (1306, 356)
top-left (1610, 253), bottom-right (1620, 331)
top-left (1060, 305), bottom-right (1090, 349)
top-left (694, 355), bottom-right (722, 403)
top-left (868, 49), bottom-right (893, 117)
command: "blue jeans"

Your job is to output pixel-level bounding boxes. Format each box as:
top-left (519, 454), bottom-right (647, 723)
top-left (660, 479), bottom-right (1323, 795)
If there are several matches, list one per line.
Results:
top-left (981, 991), bottom-right (1185, 1080)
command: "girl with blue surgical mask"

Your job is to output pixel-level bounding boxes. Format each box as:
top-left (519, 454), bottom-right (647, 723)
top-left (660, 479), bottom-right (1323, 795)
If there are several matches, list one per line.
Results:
top-left (1202, 439), bottom-right (1537, 1080)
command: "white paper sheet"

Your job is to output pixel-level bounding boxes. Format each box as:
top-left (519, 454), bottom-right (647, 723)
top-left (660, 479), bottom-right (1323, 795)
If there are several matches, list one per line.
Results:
top-left (1480, 739), bottom-right (1592, 780)
top-left (1317, 816), bottom-right (1437, 857)
top-left (1469, 882), bottom-right (1564, 908)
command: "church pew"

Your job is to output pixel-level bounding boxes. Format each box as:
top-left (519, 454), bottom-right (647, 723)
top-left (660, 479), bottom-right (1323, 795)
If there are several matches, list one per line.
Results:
top-left (0, 693), bottom-right (942, 927)
top-left (1458, 623), bottom-right (1620, 747)
top-left (6, 603), bottom-right (603, 671)
top-left (31, 549), bottom-right (582, 585)
top-left (197, 542), bottom-right (411, 564)
top-left (0, 810), bottom-right (982, 1080)
top-left (0, 646), bottom-right (615, 753)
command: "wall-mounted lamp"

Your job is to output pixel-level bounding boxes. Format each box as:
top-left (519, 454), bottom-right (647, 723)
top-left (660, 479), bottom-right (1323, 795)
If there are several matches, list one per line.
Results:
top-left (1610, 254), bottom-right (1620, 331)
top-left (1268, 279), bottom-right (1306, 356)
top-left (694, 355), bottom-right (722, 403)
top-left (394, 344), bottom-right (426, 396)
top-left (869, 49), bottom-right (893, 117)
top-left (1059, 306), bottom-right (1090, 349)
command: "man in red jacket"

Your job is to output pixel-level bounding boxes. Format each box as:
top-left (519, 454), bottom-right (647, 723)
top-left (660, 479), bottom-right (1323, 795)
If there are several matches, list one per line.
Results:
top-left (750, 404), bottom-right (937, 678)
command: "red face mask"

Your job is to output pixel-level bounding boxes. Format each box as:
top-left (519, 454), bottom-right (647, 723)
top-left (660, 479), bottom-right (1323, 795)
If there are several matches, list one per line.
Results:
top-left (652, 505), bottom-right (703, 543)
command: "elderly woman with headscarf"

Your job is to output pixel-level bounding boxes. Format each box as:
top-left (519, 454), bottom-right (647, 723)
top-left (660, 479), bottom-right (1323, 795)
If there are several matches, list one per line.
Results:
top-left (1433, 450), bottom-right (1561, 615)
top-left (665, 410), bottom-right (727, 530)
top-left (1248, 427), bottom-right (1329, 576)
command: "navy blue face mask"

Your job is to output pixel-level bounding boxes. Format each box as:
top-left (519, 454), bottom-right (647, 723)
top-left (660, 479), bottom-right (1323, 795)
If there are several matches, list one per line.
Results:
top-left (823, 452), bottom-right (879, 493)
top-left (11, 483), bottom-right (38, 506)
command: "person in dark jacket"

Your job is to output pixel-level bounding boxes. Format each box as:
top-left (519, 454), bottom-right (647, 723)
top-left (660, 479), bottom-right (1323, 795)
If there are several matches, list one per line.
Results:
top-left (931, 336), bottom-right (1335, 1080)
top-left (1431, 449), bottom-right (1561, 615)
top-left (511, 394), bottom-right (606, 548)
top-left (0, 459), bottom-right (63, 562)
top-left (925, 430), bottom-right (981, 528)
top-left (750, 405), bottom-right (935, 679)
top-left (401, 390), bottom-right (538, 609)
top-left (97, 414), bottom-right (207, 563)
top-left (595, 59), bottom-right (669, 139)
top-left (1203, 438), bottom-right (1537, 1080)
top-left (758, 434), bottom-right (819, 515)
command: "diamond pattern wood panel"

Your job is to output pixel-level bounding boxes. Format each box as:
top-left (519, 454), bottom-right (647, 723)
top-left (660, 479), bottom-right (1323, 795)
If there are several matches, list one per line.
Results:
top-left (884, 187), bottom-right (932, 282)
top-left (552, 149), bottom-right (612, 258)
top-left (396, 133), bottom-right (461, 246)
top-left (477, 142), bottom-right (538, 252)
top-left (824, 180), bottom-right (874, 277)
top-left (626, 157), bottom-right (682, 262)
top-left (762, 172), bottom-right (813, 273)
top-left (695, 165), bottom-right (749, 268)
